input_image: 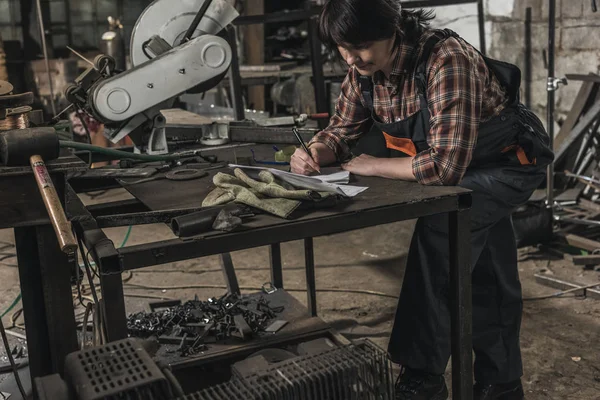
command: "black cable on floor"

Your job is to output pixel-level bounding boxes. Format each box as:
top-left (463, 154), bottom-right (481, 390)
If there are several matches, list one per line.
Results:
top-left (0, 315), bottom-right (27, 398)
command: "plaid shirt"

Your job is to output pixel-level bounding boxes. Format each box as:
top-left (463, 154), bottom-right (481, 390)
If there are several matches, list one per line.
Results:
top-left (309, 30), bottom-right (509, 185)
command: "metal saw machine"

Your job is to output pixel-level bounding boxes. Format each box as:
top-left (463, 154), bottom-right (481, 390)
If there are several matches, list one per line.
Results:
top-left (64, 0), bottom-right (239, 155)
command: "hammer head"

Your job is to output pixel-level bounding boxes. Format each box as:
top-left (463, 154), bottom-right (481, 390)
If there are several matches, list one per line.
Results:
top-left (0, 127), bottom-right (60, 166)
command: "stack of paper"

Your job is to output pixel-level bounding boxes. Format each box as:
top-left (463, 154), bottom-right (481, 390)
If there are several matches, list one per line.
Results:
top-left (228, 164), bottom-right (369, 197)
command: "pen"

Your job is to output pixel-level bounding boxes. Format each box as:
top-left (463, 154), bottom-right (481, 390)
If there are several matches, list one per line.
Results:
top-left (292, 127), bottom-right (317, 165)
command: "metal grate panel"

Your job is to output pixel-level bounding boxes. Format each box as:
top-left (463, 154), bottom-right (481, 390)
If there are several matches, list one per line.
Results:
top-left (64, 338), bottom-right (173, 400)
top-left (179, 339), bottom-right (394, 400)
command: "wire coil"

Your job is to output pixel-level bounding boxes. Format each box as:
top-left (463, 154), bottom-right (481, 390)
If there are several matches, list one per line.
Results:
top-left (0, 113), bottom-right (30, 131)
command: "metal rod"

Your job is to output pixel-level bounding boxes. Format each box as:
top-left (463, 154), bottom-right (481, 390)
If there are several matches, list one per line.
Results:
top-left (546, 0), bottom-right (556, 207)
top-left (304, 237), bottom-right (317, 317)
top-left (477, 0), bottom-right (486, 55)
top-left (226, 25), bottom-right (245, 121)
top-left (183, 0), bottom-right (214, 42)
top-left (448, 207), bottom-right (473, 400)
top-left (269, 243), bottom-right (284, 289)
top-left (307, 4), bottom-right (328, 130)
top-left (67, 46), bottom-right (95, 67)
top-left (524, 7), bottom-right (532, 108)
top-left (34, 0), bottom-right (57, 115)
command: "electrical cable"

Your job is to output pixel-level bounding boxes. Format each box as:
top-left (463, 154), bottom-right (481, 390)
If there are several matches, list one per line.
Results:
top-left (0, 315), bottom-right (27, 399)
top-left (0, 293), bottom-right (21, 319)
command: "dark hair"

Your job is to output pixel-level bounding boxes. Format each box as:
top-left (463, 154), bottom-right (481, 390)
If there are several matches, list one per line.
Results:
top-left (318, 0), bottom-right (435, 51)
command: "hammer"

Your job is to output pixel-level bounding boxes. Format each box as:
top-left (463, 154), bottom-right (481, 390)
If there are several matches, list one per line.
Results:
top-left (0, 127), bottom-right (77, 253)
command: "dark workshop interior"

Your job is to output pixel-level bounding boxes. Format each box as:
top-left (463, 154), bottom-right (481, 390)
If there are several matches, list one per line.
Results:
top-left (0, 0), bottom-right (599, 399)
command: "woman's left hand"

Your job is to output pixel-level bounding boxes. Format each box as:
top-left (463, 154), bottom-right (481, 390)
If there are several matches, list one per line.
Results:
top-left (341, 154), bottom-right (380, 176)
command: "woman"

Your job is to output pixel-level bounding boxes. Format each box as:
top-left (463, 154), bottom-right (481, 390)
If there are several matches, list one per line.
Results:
top-left (290, 1), bottom-right (553, 399)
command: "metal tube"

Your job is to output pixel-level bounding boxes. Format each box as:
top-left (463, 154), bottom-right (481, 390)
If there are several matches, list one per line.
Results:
top-left (304, 237), bottom-right (317, 317)
top-left (546, 0), bottom-right (556, 207)
top-left (307, 2), bottom-right (329, 130)
top-left (477, 0), bottom-right (486, 55)
top-left (449, 206), bottom-right (473, 400)
top-left (34, 0), bottom-right (56, 115)
top-left (525, 7), bottom-right (532, 108)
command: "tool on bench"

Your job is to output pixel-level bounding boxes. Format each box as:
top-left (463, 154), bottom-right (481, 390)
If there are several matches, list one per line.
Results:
top-left (0, 127), bottom-right (77, 253)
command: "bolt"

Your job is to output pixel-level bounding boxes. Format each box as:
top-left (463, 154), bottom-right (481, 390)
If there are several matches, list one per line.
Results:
top-left (179, 68), bottom-right (186, 74)
top-left (147, 83), bottom-right (154, 89)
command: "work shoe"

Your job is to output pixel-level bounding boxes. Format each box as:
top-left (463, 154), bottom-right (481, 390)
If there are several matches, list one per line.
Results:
top-left (473, 380), bottom-right (524, 400)
top-left (394, 367), bottom-right (448, 400)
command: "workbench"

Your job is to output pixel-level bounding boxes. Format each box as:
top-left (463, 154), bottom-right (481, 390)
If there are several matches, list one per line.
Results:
top-left (1, 146), bottom-right (473, 399)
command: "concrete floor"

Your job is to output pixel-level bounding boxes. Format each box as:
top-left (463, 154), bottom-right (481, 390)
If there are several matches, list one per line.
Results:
top-left (0, 189), bottom-right (599, 399)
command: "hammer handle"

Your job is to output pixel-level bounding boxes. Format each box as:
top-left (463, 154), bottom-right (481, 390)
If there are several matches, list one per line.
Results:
top-left (29, 155), bottom-right (78, 254)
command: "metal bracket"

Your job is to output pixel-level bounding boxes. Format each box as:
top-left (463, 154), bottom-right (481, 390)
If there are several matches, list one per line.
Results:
top-left (547, 76), bottom-right (568, 92)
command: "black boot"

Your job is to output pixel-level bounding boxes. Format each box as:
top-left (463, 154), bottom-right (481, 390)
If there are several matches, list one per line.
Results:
top-left (395, 367), bottom-right (448, 400)
top-left (473, 380), bottom-right (524, 400)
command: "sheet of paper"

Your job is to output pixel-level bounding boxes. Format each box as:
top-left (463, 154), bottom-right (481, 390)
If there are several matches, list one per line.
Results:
top-left (228, 164), bottom-right (368, 197)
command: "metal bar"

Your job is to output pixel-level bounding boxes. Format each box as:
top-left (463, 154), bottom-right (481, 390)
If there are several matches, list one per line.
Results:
top-left (226, 25), bottom-right (245, 121)
top-left (402, 0), bottom-right (478, 7)
top-left (86, 198), bottom-right (149, 218)
top-left (269, 243), bottom-right (284, 289)
top-left (546, 0), bottom-right (556, 206)
top-left (565, 73), bottom-right (600, 83)
top-left (564, 233), bottom-right (600, 251)
top-left (555, 100), bottom-right (600, 162)
top-left (524, 7), bottom-right (532, 108)
top-left (35, 223), bottom-right (79, 375)
top-left (66, 185), bottom-right (128, 340)
top-left (91, 0), bottom-right (98, 51)
top-left (35, 0), bottom-right (57, 115)
top-left (571, 254), bottom-right (600, 266)
top-left (233, 8), bottom-right (319, 26)
top-left (304, 237), bottom-right (317, 317)
top-left (64, 0), bottom-right (73, 46)
top-left (307, 6), bottom-right (329, 130)
top-left (96, 207), bottom-right (209, 228)
top-left (14, 226), bottom-right (53, 381)
top-left (477, 0), bottom-right (486, 55)
top-left (448, 202), bottom-right (472, 400)
top-left (220, 252), bottom-right (241, 295)
top-left (229, 125), bottom-right (317, 144)
top-left (117, 196), bottom-right (461, 270)
top-left (534, 274), bottom-right (600, 300)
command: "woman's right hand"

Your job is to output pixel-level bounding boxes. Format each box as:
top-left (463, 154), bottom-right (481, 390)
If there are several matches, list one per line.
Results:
top-left (290, 143), bottom-right (335, 175)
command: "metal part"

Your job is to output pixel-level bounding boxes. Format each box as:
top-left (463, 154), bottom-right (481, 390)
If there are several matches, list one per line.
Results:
top-left (92, 35), bottom-right (232, 123)
top-left (534, 274), bottom-right (600, 300)
top-left (0, 80), bottom-right (13, 96)
top-left (547, 76), bottom-right (568, 92)
top-left (200, 121), bottom-right (229, 146)
top-left (130, 0), bottom-right (239, 67)
top-left (127, 293), bottom-right (285, 356)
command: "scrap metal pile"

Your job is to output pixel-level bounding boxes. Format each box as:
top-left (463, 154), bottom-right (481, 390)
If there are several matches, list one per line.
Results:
top-left (127, 293), bottom-right (284, 356)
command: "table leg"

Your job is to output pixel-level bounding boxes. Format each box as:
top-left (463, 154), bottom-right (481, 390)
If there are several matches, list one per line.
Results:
top-left (269, 243), bottom-right (283, 289)
top-left (220, 252), bottom-right (240, 295)
top-left (304, 237), bottom-right (317, 317)
top-left (100, 273), bottom-right (128, 341)
top-left (448, 208), bottom-right (473, 400)
top-left (14, 225), bottom-right (78, 378)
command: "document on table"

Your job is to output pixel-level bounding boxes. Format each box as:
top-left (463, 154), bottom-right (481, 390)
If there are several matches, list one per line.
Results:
top-left (228, 164), bottom-right (369, 197)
